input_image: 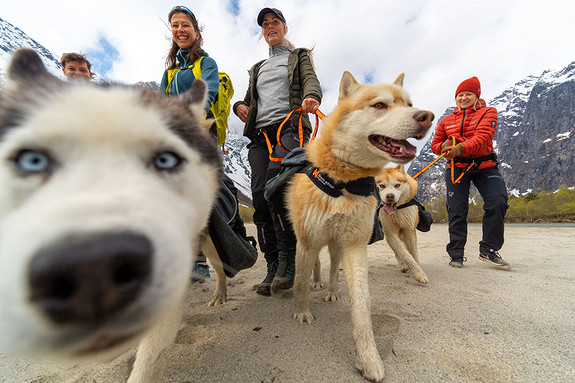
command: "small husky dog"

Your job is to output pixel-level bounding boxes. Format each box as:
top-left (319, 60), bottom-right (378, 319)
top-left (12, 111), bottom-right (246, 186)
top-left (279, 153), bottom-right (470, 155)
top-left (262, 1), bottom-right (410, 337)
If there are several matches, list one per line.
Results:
top-left (0, 49), bottom-right (222, 382)
top-left (377, 165), bottom-right (428, 284)
top-left (288, 71), bottom-right (433, 382)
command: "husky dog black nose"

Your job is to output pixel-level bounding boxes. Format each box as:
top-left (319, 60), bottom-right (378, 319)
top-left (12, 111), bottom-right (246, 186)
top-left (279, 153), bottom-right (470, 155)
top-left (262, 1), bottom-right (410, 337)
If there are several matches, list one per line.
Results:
top-left (29, 232), bottom-right (152, 324)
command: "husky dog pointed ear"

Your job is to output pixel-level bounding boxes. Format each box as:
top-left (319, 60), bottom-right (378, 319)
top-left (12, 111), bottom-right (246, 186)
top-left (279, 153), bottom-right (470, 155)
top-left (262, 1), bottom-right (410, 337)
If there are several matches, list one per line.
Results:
top-left (395, 164), bottom-right (406, 173)
top-left (338, 71), bottom-right (360, 104)
top-left (180, 78), bottom-right (208, 119)
top-left (393, 73), bottom-right (405, 88)
top-left (8, 48), bottom-right (50, 82)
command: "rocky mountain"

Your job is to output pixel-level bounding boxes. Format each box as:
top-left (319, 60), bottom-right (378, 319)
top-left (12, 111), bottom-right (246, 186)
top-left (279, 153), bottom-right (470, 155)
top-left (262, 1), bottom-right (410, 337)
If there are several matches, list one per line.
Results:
top-left (409, 62), bottom-right (575, 201)
top-left (0, 17), bottom-right (63, 84)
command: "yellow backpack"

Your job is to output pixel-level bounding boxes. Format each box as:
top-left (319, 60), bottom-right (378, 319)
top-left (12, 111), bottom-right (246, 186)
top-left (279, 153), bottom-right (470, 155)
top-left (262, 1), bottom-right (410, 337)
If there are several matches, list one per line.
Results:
top-left (166, 56), bottom-right (234, 146)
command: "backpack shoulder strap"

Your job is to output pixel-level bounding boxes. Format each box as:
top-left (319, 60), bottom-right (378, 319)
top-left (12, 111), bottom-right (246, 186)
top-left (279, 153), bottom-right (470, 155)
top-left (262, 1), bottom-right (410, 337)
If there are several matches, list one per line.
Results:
top-left (191, 56), bottom-right (204, 79)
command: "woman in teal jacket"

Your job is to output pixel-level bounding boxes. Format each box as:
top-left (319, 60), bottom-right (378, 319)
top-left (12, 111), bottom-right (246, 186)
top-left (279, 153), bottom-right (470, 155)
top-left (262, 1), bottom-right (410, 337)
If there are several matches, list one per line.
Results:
top-left (160, 6), bottom-right (221, 282)
top-left (160, 6), bottom-right (219, 115)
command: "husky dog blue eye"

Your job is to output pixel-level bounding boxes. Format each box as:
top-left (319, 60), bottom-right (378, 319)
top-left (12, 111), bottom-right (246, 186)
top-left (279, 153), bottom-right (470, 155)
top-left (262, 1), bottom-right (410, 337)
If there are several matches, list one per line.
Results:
top-left (154, 151), bottom-right (182, 170)
top-left (15, 150), bottom-right (50, 173)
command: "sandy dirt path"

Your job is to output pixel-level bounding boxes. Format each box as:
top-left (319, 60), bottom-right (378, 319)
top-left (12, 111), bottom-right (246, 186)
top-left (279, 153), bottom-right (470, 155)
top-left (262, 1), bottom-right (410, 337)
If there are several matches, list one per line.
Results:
top-left (1, 223), bottom-right (574, 383)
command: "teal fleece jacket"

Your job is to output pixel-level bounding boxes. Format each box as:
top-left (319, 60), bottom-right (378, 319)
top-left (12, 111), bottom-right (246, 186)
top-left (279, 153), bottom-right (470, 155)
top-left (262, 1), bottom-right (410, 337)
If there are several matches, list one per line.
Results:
top-left (160, 48), bottom-right (219, 112)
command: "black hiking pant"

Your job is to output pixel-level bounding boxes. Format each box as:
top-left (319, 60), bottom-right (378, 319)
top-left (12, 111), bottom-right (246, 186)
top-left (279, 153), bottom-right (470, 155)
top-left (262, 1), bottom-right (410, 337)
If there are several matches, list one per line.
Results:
top-left (445, 166), bottom-right (508, 259)
top-left (248, 122), bottom-right (308, 264)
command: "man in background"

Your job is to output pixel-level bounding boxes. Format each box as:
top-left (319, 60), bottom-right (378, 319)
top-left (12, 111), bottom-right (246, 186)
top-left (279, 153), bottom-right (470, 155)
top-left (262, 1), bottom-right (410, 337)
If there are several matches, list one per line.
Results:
top-left (61, 52), bottom-right (92, 81)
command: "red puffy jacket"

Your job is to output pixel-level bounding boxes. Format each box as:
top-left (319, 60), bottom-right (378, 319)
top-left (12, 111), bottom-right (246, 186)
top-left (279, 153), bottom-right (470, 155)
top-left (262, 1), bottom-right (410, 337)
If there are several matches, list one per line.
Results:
top-left (431, 99), bottom-right (498, 169)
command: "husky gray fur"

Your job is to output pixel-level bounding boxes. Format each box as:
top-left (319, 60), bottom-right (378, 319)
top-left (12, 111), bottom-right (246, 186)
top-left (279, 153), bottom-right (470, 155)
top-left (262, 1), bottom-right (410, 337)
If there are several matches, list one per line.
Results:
top-left (0, 48), bottom-right (221, 382)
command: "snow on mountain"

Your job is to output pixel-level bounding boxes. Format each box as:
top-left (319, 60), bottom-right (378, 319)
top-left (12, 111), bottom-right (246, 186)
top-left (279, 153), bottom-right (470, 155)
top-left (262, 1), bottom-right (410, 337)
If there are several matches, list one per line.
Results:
top-left (0, 17), bottom-right (63, 84)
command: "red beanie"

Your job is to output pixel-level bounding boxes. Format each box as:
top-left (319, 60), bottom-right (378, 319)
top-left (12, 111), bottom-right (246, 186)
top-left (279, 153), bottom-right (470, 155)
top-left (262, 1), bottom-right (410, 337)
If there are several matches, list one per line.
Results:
top-left (455, 76), bottom-right (481, 98)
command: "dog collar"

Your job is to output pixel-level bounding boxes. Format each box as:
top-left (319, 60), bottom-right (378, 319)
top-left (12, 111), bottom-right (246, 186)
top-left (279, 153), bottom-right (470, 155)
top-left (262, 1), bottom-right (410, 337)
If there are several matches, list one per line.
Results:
top-left (303, 165), bottom-right (378, 199)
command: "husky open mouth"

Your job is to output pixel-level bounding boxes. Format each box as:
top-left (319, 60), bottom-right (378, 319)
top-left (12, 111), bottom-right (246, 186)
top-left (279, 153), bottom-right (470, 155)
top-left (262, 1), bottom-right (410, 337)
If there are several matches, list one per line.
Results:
top-left (369, 134), bottom-right (419, 160)
top-left (382, 202), bottom-right (397, 215)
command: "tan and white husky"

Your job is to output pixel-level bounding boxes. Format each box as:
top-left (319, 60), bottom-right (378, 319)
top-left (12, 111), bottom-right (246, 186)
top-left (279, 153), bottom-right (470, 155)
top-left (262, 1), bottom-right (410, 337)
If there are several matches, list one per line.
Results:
top-left (377, 165), bottom-right (428, 284)
top-left (288, 71), bottom-right (433, 382)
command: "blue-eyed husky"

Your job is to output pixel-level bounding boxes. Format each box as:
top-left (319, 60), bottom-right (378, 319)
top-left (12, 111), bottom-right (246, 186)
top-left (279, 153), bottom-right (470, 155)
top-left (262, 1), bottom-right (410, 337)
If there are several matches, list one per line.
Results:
top-left (0, 49), bottom-right (221, 382)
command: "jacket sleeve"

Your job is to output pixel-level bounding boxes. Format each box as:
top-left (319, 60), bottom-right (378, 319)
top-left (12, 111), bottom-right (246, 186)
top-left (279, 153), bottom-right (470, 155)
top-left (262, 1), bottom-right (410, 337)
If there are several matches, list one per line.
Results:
top-left (200, 56), bottom-right (220, 112)
top-left (460, 107), bottom-right (497, 156)
top-left (431, 118), bottom-right (448, 155)
top-left (160, 70), bottom-right (169, 94)
top-left (298, 50), bottom-right (322, 103)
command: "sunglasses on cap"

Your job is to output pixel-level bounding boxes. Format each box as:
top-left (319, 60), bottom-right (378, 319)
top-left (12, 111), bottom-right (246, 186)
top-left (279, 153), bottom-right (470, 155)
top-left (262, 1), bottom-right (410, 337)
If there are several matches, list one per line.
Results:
top-left (170, 6), bottom-right (196, 20)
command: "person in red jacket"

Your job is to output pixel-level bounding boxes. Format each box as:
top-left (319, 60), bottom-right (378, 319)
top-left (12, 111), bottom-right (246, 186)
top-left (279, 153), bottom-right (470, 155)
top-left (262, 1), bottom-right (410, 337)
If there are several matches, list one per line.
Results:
top-left (431, 76), bottom-right (509, 268)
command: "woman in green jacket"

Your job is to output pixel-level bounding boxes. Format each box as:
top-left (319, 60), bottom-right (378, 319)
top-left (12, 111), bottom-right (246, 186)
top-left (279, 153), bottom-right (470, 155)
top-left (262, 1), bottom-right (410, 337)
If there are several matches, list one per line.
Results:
top-left (233, 7), bottom-right (322, 296)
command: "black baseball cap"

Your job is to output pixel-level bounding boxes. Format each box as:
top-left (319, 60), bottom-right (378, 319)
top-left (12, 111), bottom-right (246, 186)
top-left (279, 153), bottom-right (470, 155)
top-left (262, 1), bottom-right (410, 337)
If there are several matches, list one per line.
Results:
top-left (257, 8), bottom-right (286, 26)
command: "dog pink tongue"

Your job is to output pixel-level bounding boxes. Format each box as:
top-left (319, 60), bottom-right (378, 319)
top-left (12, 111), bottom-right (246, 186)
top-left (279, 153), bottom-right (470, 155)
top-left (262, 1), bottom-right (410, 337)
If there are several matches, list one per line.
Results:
top-left (383, 203), bottom-right (396, 215)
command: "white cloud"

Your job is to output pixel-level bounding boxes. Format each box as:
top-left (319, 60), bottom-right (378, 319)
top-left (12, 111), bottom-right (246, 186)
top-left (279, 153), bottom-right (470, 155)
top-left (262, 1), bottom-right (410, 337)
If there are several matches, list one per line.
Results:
top-left (2, 0), bottom-right (574, 142)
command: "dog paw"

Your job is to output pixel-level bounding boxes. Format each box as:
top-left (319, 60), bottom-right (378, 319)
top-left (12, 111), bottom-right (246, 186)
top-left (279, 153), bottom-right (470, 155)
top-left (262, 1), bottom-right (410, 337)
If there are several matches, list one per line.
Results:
top-left (208, 295), bottom-right (227, 306)
top-left (294, 310), bottom-right (314, 324)
top-left (412, 271), bottom-right (429, 284)
top-left (356, 355), bottom-right (385, 382)
top-left (311, 281), bottom-right (324, 289)
top-left (323, 291), bottom-right (340, 302)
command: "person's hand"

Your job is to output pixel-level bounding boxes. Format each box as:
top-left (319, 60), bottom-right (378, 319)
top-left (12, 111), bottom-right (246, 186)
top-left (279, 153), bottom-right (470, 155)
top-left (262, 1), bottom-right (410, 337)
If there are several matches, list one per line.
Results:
top-left (440, 138), bottom-right (452, 151)
top-left (301, 98), bottom-right (319, 114)
top-left (236, 104), bottom-right (249, 123)
top-left (442, 143), bottom-right (464, 160)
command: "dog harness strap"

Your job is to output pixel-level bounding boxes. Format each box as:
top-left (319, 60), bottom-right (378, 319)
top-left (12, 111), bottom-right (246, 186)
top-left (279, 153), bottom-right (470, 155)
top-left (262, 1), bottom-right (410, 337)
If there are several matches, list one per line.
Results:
top-left (303, 166), bottom-right (378, 200)
top-left (304, 165), bottom-right (344, 197)
top-left (345, 177), bottom-right (377, 197)
top-left (397, 199), bottom-right (417, 210)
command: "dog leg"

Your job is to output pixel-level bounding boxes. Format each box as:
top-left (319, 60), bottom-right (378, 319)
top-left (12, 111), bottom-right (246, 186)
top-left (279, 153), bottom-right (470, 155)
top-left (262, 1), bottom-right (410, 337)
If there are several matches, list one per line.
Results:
top-left (311, 257), bottom-right (323, 289)
top-left (341, 245), bottom-right (385, 382)
top-left (294, 242), bottom-right (320, 323)
top-left (324, 242), bottom-right (342, 302)
top-left (127, 302), bottom-right (183, 383)
top-left (388, 231), bottom-right (428, 284)
top-left (400, 229), bottom-right (420, 264)
top-left (202, 237), bottom-right (227, 306)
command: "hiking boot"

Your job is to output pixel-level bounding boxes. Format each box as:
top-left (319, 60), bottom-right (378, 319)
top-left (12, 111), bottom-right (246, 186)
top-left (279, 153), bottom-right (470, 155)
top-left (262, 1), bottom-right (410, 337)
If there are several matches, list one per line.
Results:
top-left (449, 257), bottom-right (466, 268)
top-left (191, 262), bottom-right (210, 283)
top-left (479, 249), bottom-right (509, 266)
top-left (257, 261), bottom-right (278, 296)
top-left (272, 249), bottom-right (296, 290)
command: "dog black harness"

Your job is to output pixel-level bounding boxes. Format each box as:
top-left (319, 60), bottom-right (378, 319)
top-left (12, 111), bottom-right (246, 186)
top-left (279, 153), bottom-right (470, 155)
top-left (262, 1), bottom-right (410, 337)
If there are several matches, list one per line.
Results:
top-left (303, 165), bottom-right (378, 199)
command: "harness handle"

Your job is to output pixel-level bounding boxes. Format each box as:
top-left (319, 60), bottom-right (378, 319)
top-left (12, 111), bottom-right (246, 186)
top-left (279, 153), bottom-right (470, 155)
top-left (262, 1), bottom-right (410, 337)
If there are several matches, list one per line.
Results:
top-left (262, 108), bottom-right (325, 163)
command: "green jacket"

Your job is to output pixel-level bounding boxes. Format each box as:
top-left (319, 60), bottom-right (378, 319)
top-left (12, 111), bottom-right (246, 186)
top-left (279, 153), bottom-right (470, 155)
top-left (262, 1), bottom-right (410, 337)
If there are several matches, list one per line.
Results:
top-left (233, 48), bottom-right (322, 140)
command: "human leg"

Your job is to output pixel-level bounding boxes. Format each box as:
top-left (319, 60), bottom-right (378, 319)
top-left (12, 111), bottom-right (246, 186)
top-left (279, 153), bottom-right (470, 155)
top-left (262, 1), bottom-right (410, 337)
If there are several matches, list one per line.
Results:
top-left (474, 167), bottom-right (509, 266)
top-left (445, 168), bottom-right (471, 265)
top-left (267, 127), bottom-right (305, 290)
top-left (248, 138), bottom-right (279, 295)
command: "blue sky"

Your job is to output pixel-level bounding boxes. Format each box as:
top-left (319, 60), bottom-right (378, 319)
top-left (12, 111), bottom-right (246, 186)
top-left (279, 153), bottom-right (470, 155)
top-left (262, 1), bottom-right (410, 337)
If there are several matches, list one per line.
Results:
top-left (85, 35), bottom-right (118, 80)
top-left (2, 0), bottom-right (574, 145)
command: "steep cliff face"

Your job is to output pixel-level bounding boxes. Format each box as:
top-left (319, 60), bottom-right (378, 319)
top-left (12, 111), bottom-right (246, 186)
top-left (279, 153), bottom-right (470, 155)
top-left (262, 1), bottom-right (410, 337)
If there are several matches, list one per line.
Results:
top-left (409, 62), bottom-right (575, 200)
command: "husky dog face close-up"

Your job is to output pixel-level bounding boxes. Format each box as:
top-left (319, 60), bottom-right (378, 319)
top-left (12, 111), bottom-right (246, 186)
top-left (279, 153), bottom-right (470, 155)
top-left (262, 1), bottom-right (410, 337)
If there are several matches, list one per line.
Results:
top-left (0, 49), bottom-right (221, 360)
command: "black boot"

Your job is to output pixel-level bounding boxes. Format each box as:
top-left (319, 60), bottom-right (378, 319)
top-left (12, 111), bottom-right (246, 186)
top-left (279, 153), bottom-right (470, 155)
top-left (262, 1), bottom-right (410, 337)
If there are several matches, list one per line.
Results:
top-left (257, 260), bottom-right (278, 296)
top-left (272, 248), bottom-right (295, 290)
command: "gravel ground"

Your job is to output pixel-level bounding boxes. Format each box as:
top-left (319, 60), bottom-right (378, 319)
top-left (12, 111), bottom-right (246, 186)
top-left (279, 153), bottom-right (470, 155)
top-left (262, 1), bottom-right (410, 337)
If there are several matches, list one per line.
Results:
top-left (1, 223), bottom-right (574, 383)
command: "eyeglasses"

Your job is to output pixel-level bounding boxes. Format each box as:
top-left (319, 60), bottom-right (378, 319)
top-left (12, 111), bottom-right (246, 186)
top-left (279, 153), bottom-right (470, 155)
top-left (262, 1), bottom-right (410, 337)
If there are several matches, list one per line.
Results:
top-left (170, 6), bottom-right (195, 20)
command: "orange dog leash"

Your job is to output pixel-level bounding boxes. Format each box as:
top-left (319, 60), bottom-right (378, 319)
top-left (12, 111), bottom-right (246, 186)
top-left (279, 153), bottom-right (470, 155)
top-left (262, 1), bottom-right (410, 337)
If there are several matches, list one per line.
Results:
top-left (262, 108), bottom-right (325, 162)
